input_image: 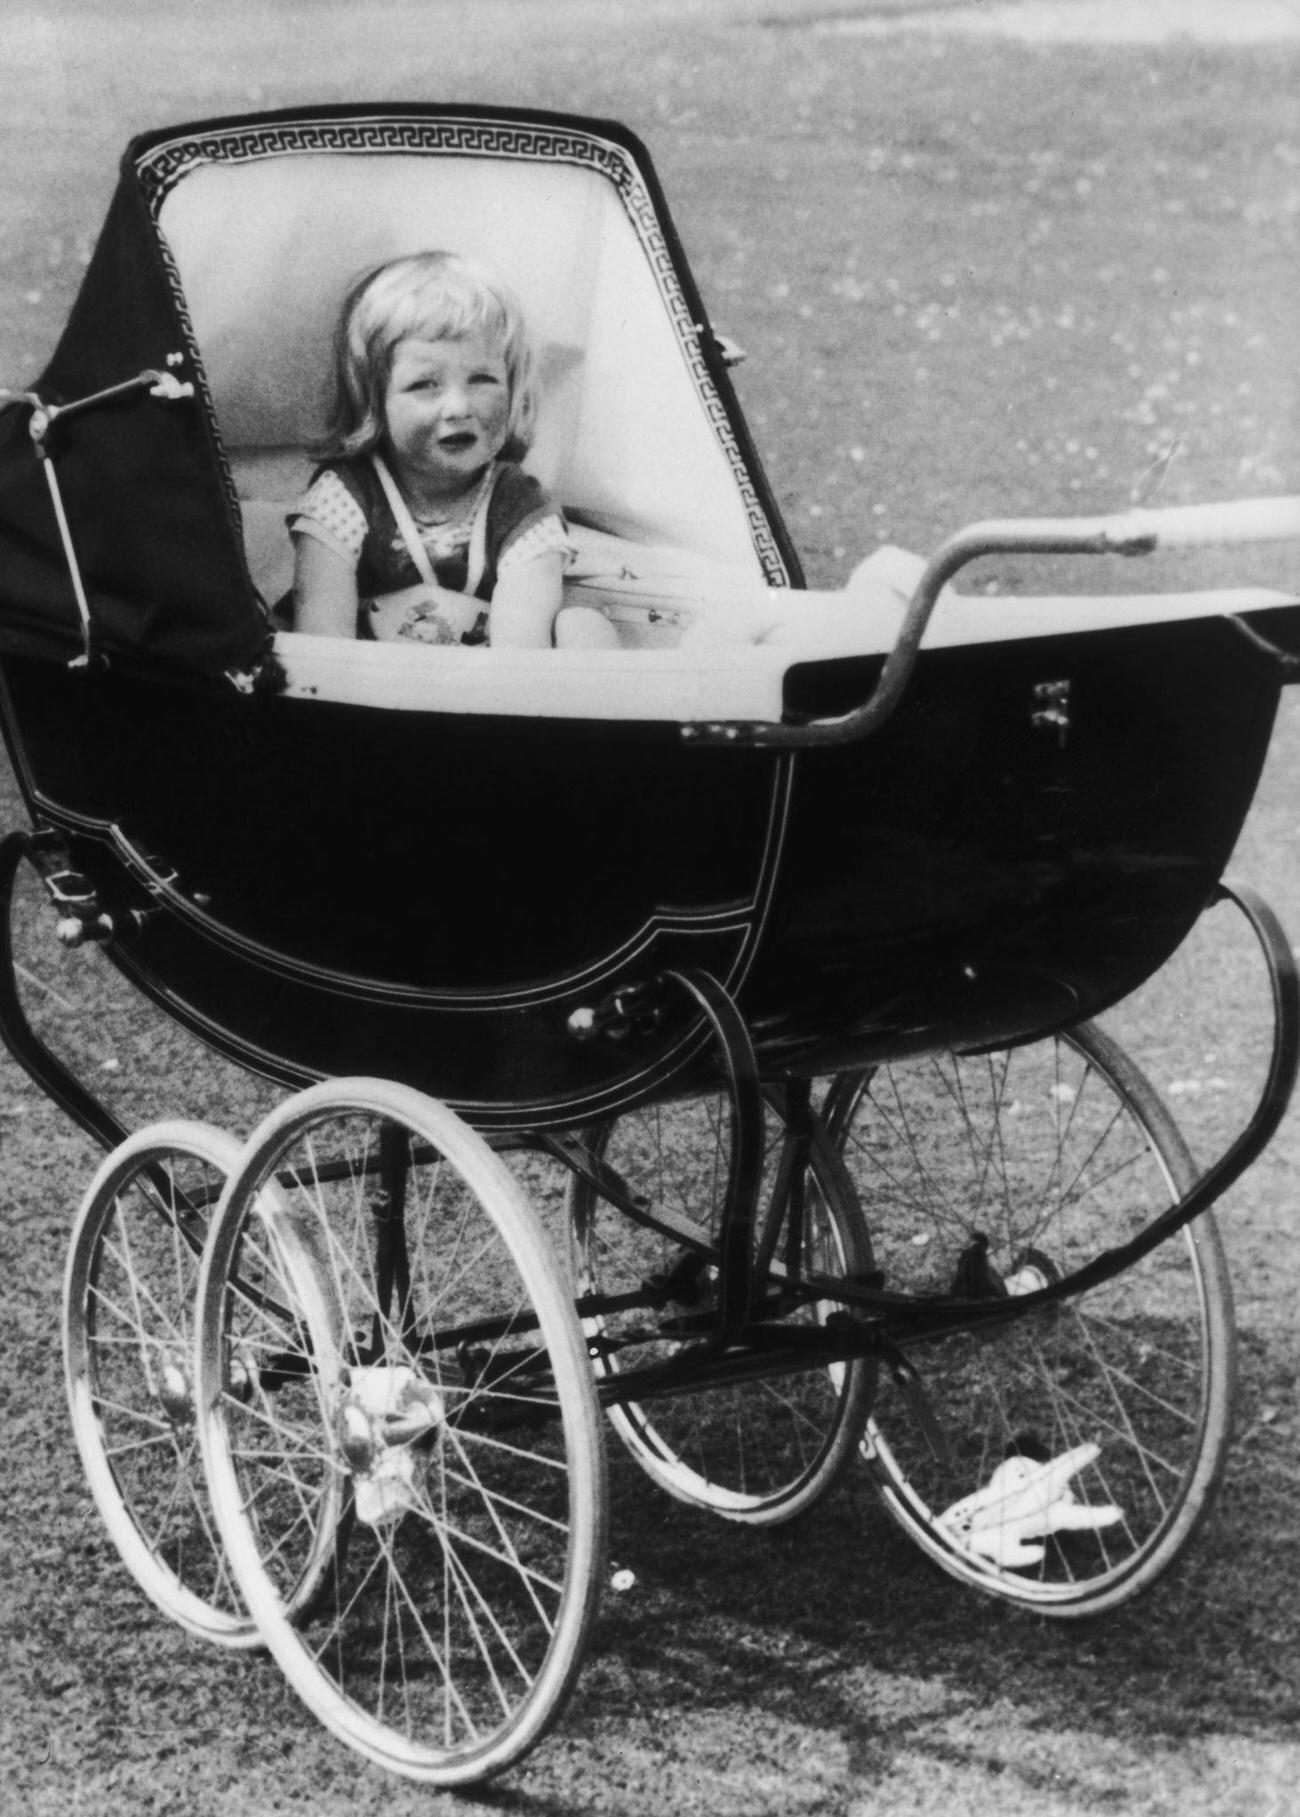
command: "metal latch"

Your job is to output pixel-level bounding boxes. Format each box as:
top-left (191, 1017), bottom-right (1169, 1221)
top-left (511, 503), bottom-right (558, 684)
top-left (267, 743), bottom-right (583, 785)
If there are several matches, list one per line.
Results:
top-left (1030, 678), bottom-right (1071, 742)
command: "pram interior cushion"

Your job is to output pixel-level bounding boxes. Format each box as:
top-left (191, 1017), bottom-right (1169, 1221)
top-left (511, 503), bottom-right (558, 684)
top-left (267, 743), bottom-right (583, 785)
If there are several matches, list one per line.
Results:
top-left (160, 143), bottom-right (772, 576)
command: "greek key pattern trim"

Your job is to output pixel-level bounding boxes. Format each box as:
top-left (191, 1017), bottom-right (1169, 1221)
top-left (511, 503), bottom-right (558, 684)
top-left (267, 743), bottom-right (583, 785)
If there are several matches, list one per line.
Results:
top-left (136, 114), bottom-right (790, 584)
top-left (152, 233), bottom-right (246, 544)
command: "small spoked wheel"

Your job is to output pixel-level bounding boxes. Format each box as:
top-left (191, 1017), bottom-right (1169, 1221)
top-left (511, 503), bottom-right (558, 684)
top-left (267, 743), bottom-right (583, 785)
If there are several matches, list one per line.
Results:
top-left (195, 1078), bottom-right (607, 1788)
top-left (826, 1021), bottom-right (1236, 1616)
top-left (63, 1121), bottom-right (259, 1645)
top-left (569, 1089), bottom-right (877, 1523)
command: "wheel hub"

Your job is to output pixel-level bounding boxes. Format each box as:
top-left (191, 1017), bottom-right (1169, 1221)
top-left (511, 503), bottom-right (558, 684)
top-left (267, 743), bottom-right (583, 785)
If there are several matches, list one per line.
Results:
top-left (335, 1364), bottom-right (444, 1527)
top-left (156, 1348), bottom-right (194, 1425)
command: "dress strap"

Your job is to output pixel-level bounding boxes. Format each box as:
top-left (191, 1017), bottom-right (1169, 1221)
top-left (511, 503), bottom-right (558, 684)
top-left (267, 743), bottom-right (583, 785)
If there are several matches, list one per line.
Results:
top-left (369, 454), bottom-right (437, 586)
top-left (464, 466), bottom-right (501, 598)
top-left (369, 454), bottom-right (499, 597)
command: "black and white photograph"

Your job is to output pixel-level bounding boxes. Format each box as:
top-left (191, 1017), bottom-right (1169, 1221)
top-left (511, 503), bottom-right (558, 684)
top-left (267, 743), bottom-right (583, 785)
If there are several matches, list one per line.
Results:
top-left (2, 3), bottom-right (1298, 1812)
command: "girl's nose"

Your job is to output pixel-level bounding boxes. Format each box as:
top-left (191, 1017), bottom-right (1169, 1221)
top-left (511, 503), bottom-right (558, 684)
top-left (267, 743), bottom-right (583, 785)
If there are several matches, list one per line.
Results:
top-left (440, 384), bottom-right (471, 418)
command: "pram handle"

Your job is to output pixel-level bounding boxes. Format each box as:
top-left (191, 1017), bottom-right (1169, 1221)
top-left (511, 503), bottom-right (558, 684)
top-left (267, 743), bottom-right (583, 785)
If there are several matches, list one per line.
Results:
top-left (682, 493), bottom-right (1300, 749)
top-left (1121, 495), bottom-right (1300, 549)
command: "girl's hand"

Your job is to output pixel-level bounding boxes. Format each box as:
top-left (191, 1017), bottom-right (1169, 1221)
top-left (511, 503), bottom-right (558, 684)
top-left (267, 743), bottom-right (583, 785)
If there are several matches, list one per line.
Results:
top-left (366, 582), bottom-right (484, 645)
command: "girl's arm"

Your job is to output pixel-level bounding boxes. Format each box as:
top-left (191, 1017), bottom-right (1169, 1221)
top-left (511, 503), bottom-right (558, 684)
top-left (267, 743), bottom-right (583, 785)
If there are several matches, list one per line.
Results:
top-left (487, 550), bottom-right (566, 649)
top-left (292, 532), bottom-right (360, 637)
top-left (294, 535), bottom-right (476, 640)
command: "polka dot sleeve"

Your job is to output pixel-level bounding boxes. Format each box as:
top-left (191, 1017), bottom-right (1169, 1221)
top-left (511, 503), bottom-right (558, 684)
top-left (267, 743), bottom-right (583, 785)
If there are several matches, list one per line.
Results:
top-left (288, 469), bottom-right (369, 565)
top-left (497, 513), bottom-right (574, 572)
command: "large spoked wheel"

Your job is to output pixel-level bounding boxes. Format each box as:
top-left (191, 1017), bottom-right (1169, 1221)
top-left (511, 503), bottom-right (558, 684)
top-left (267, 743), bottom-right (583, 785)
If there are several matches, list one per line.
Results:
top-left (63, 1121), bottom-right (260, 1646)
top-left (826, 1022), bottom-right (1236, 1616)
top-left (569, 1090), bottom-right (876, 1523)
top-left (196, 1079), bottom-right (607, 1788)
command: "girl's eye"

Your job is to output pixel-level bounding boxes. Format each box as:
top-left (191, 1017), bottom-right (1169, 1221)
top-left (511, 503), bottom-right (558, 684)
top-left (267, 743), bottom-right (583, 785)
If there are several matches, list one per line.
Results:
top-left (469, 371), bottom-right (502, 386)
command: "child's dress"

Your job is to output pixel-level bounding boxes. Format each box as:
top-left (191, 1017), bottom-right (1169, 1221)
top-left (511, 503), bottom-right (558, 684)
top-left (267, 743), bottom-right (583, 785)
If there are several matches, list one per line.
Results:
top-left (289, 454), bottom-right (570, 642)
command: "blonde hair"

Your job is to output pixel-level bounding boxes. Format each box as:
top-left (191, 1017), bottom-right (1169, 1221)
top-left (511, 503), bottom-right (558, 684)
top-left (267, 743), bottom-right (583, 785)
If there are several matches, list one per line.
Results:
top-left (320, 251), bottom-right (538, 460)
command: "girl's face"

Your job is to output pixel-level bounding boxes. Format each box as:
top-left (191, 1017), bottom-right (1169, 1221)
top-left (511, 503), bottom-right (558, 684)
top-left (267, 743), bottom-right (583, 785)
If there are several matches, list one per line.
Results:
top-left (382, 332), bottom-right (511, 499)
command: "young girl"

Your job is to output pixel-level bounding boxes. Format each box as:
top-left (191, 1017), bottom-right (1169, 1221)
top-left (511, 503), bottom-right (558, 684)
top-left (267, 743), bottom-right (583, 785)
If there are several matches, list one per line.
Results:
top-left (291, 250), bottom-right (613, 649)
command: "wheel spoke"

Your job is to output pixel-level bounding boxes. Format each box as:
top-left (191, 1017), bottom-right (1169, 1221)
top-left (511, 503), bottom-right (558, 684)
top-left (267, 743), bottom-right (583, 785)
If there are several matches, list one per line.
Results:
top-left (830, 1025), bottom-right (1234, 1614)
top-left (63, 1123), bottom-right (261, 1646)
top-left (196, 1079), bottom-right (604, 1786)
top-left (569, 1091), bottom-right (875, 1523)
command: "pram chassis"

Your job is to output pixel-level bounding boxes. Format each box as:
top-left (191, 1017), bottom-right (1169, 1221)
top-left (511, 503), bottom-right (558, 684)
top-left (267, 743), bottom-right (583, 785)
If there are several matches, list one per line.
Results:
top-left (3, 98), bottom-right (1299, 1789)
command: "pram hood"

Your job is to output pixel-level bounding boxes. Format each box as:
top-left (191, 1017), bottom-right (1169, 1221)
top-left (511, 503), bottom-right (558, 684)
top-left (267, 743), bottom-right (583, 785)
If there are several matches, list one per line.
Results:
top-left (0, 102), bottom-right (800, 676)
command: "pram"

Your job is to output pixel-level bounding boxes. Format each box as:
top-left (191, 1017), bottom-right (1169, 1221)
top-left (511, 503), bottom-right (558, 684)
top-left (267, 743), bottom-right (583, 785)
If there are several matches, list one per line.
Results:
top-left (2, 102), bottom-right (1299, 1786)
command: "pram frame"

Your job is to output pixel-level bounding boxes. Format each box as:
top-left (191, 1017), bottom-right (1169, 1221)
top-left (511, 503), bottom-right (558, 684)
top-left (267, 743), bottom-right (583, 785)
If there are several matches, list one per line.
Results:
top-left (4, 97), bottom-right (1300, 1788)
